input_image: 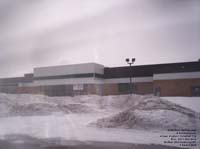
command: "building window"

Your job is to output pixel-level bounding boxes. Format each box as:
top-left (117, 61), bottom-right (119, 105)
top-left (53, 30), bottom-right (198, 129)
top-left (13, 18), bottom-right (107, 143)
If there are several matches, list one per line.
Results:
top-left (192, 86), bottom-right (200, 96)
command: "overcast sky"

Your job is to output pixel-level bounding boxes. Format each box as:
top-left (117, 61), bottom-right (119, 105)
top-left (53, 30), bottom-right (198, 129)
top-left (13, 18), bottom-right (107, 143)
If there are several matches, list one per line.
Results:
top-left (0, 0), bottom-right (200, 78)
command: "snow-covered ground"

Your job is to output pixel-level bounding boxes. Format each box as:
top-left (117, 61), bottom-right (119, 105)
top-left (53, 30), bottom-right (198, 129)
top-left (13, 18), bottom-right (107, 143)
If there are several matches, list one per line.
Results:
top-left (0, 114), bottom-right (168, 145)
top-left (0, 93), bottom-right (199, 148)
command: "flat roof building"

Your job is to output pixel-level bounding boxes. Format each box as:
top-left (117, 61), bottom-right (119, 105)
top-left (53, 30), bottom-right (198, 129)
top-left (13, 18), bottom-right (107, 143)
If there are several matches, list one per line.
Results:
top-left (0, 61), bottom-right (200, 96)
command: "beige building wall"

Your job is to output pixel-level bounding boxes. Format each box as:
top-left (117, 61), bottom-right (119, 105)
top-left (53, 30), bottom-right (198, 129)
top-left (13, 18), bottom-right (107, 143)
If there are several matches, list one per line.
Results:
top-left (16, 86), bottom-right (43, 95)
top-left (135, 82), bottom-right (153, 95)
top-left (103, 84), bottom-right (119, 95)
top-left (102, 82), bottom-right (153, 96)
top-left (154, 78), bottom-right (200, 96)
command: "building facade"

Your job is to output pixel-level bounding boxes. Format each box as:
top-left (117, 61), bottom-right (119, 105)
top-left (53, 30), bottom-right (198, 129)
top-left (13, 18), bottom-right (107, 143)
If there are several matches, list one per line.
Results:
top-left (0, 61), bottom-right (200, 96)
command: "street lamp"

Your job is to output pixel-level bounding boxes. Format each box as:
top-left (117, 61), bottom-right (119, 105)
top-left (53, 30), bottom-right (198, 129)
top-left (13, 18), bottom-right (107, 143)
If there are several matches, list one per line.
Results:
top-left (125, 58), bottom-right (136, 94)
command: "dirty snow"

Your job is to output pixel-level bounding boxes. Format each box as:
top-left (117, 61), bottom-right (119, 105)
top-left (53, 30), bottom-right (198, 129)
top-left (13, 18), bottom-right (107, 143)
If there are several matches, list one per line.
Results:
top-left (0, 93), bottom-right (199, 148)
top-left (162, 97), bottom-right (200, 112)
top-left (93, 95), bottom-right (199, 130)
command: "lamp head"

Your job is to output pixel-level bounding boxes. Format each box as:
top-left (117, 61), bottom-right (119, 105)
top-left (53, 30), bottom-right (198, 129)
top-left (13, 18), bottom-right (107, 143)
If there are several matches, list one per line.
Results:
top-left (126, 58), bottom-right (129, 63)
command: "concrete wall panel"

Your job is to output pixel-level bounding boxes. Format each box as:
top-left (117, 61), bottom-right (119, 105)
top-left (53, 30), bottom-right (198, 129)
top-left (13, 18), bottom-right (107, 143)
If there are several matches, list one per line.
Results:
top-left (34, 63), bottom-right (104, 77)
top-left (154, 72), bottom-right (200, 80)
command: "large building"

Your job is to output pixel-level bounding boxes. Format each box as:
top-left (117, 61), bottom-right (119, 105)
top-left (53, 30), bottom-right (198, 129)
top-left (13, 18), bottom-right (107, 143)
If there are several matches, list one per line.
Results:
top-left (0, 61), bottom-right (200, 96)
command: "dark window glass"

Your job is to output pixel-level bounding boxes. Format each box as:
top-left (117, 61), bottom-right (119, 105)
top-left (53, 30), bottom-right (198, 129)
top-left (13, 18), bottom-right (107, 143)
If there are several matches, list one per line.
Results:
top-left (154, 86), bottom-right (161, 96)
top-left (192, 86), bottom-right (200, 96)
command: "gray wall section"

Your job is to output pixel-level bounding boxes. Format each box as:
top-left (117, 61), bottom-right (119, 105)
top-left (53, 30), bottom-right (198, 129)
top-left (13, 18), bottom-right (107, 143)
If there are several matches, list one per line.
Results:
top-left (38, 85), bottom-right (73, 96)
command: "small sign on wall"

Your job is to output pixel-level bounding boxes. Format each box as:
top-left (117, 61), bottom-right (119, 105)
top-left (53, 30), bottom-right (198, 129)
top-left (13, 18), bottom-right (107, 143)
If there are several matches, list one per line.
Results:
top-left (73, 84), bottom-right (84, 91)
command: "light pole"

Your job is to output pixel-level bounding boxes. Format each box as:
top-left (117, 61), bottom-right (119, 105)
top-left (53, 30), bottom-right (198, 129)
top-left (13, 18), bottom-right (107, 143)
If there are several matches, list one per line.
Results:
top-left (126, 58), bottom-right (136, 94)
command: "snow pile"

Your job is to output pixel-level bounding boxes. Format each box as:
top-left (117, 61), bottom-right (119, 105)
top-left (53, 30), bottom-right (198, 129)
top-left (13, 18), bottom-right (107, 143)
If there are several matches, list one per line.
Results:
top-left (130, 96), bottom-right (197, 117)
top-left (58, 103), bottom-right (94, 113)
top-left (94, 96), bottom-right (199, 129)
top-left (0, 93), bottom-right (94, 116)
top-left (12, 103), bottom-right (60, 116)
top-left (0, 93), bottom-right (58, 116)
top-left (0, 93), bottom-right (140, 117)
top-left (0, 92), bottom-right (199, 148)
top-left (98, 95), bottom-right (138, 109)
top-left (95, 109), bottom-right (198, 129)
top-left (0, 92), bottom-right (199, 131)
top-left (163, 97), bottom-right (200, 112)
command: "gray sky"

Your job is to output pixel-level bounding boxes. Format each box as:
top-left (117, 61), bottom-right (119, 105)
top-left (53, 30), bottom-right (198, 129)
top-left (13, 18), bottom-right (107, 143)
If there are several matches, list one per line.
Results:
top-left (0, 0), bottom-right (200, 78)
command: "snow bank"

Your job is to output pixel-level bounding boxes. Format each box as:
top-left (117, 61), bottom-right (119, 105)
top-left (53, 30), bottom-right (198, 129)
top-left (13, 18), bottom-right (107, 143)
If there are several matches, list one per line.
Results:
top-left (0, 93), bottom-right (199, 148)
top-left (163, 97), bottom-right (200, 112)
top-left (0, 93), bottom-right (199, 131)
top-left (0, 93), bottom-right (147, 116)
top-left (95, 109), bottom-right (198, 129)
top-left (0, 93), bottom-right (95, 116)
top-left (93, 95), bottom-right (199, 130)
